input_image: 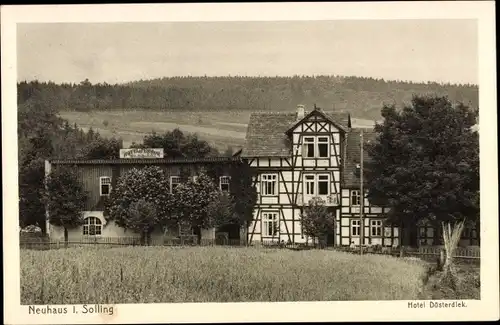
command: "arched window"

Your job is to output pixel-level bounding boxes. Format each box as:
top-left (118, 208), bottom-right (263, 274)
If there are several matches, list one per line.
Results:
top-left (83, 217), bottom-right (102, 236)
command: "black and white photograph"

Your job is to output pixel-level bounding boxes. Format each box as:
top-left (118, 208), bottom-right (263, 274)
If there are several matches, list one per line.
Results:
top-left (2, 2), bottom-right (498, 324)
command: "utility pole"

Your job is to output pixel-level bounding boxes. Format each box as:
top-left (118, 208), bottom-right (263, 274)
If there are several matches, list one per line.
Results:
top-left (360, 130), bottom-right (364, 255)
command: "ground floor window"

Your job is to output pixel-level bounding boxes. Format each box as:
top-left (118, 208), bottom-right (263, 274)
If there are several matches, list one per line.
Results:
top-left (351, 219), bottom-right (360, 236)
top-left (463, 226), bottom-right (478, 240)
top-left (262, 211), bottom-right (279, 237)
top-left (83, 217), bottom-right (102, 236)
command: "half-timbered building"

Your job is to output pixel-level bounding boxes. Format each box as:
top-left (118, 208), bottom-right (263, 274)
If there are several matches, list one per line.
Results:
top-left (241, 104), bottom-right (479, 247)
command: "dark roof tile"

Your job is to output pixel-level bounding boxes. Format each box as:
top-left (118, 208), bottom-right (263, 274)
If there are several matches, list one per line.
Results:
top-left (50, 156), bottom-right (242, 165)
top-left (343, 128), bottom-right (377, 188)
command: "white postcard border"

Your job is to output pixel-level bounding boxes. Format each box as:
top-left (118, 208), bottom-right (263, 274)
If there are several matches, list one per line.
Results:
top-left (2, 2), bottom-right (498, 324)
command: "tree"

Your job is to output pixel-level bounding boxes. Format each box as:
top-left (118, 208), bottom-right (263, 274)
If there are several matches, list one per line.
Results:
top-left (364, 95), bottom-right (479, 244)
top-left (172, 169), bottom-right (224, 244)
top-left (139, 128), bottom-right (217, 158)
top-left (104, 166), bottom-right (174, 243)
top-left (19, 157), bottom-right (46, 229)
top-left (78, 136), bottom-right (122, 159)
top-left (207, 192), bottom-right (237, 226)
top-left (301, 197), bottom-right (336, 247)
top-left (441, 220), bottom-right (466, 276)
top-left (128, 199), bottom-right (157, 245)
top-left (44, 166), bottom-right (88, 244)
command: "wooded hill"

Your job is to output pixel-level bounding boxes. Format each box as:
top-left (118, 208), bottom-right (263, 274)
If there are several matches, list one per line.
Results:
top-left (18, 75), bottom-right (478, 120)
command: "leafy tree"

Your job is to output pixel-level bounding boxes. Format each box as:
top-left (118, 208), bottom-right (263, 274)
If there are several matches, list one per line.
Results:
top-left (78, 136), bottom-right (123, 159)
top-left (301, 197), bottom-right (336, 247)
top-left (128, 199), bottom-right (157, 245)
top-left (19, 157), bottom-right (46, 228)
top-left (137, 128), bottom-right (217, 158)
top-left (172, 169), bottom-right (224, 243)
top-left (207, 192), bottom-right (237, 226)
top-left (17, 99), bottom-right (115, 231)
top-left (104, 166), bottom-right (174, 243)
top-left (44, 166), bottom-right (88, 244)
top-left (364, 95), bottom-right (479, 245)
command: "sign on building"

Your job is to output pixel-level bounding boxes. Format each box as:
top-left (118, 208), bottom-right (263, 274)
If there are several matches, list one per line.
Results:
top-left (119, 148), bottom-right (164, 159)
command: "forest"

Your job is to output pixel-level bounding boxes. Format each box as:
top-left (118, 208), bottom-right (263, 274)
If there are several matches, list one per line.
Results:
top-left (17, 75), bottom-right (478, 120)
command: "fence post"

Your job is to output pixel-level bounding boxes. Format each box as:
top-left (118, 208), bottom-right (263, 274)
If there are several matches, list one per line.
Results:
top-left (438, 249), bottom-right (445, 270)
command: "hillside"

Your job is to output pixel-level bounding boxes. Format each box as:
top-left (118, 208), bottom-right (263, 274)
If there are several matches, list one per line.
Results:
top-left (18, 75), bottom-right (478, 120)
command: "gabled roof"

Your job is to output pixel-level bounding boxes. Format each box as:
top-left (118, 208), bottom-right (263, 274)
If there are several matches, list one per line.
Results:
top-left (242, 110), bottom-right (351, 158)
top-left (242, 112), bottom-right (297, 157)
top-left (285, 109), bottom-right (350, 135)
top-left (342, 128), bottom-right (377, 188)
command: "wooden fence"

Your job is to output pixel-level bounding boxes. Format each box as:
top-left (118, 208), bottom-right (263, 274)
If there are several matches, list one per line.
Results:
top-left (19, 235), bottom-right (480, 263)
top-left (331, 245), bottom-right (480, 264)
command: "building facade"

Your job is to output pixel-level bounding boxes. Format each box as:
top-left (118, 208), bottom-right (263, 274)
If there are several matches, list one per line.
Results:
top-left (240, 105), bottom-right (479, 247)
top-left (46, 157), bottom-right (242, 242)
top-left (45, 104), bottom-right (479, 247)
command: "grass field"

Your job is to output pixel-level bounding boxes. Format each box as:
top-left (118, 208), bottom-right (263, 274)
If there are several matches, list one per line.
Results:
top-left (59, 110), bottom-right (377, 151)
top-left (21, 246), bottom-right (429, 304)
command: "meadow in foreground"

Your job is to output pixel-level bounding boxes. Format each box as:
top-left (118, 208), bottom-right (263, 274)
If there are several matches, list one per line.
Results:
top-left (21, 246), bottom-right (427, 304)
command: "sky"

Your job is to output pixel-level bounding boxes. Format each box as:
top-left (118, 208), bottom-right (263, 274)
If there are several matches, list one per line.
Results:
top-left (17, 20), bottom-right (478, 85)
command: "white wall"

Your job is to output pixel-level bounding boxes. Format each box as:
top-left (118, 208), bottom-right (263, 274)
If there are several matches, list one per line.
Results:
top-left (49, 211), bottom-right (216, 242)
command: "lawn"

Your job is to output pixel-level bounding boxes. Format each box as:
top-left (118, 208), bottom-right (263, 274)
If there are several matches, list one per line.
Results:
top-left (59, 110), bottom-right (376, 151)
top-left (21, 246), bottom-right (427, 304)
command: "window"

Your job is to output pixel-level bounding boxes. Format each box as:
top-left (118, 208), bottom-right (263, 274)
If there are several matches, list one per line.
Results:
top-left (370, 220), bottom-right (382, 237)
top-left (191, 175), bottom-right (198, 182)
top-left (170, 176), bottom-right (181, 193)
top-left (220, 176), bottom-right (231, 192)
top-left (305, 175), bottom-right (315, 195)
top-left (262, 212), bottom-right (279, 237)
top-left (261, 174), bottom-right (277, 196)
top-left (318, 175), bottom-right (329, 195)
top-left (303, 137), bottom-right (315, 158)
top-left (303, 174), bottom-right (330, 196)
top-left (351, 190), bottom-right (361, 206)
top-left (351, 219), bottom-right (361, 236)
top-left (100, 177), bottom-right (111, 196)
top-left (463, 226), bottom-right (478, 239)
top-left (302, 136), bottom-right (330, 158)
top-left (317, 137), bottom-right (329, 157)
top-left (83, 217), bottom-right (102, 236)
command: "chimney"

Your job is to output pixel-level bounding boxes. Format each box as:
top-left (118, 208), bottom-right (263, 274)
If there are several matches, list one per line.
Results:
top-left (296, 104), bottom-right (305, 120)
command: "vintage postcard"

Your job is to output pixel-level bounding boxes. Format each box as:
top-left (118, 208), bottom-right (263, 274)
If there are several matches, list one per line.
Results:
top-left (2, 2), bottom-right (498, 324)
